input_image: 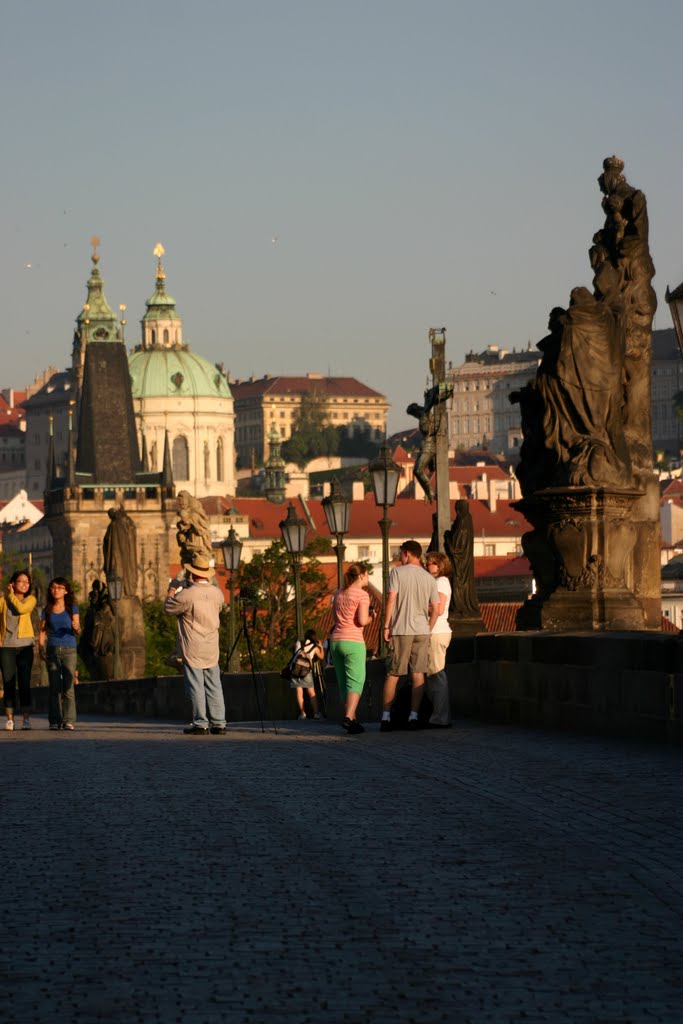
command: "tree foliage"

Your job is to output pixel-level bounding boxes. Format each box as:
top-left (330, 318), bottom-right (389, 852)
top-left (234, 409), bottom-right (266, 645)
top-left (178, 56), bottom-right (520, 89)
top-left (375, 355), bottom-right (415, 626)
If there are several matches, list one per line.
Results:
top-left (233, 536), bottom-right (331, 669)
top-left (282, 393), bottom-right (338, 469)
top-left (336, 420), bottom-right (383, 459)
top-left (142, 600), bottom-right (183, 677)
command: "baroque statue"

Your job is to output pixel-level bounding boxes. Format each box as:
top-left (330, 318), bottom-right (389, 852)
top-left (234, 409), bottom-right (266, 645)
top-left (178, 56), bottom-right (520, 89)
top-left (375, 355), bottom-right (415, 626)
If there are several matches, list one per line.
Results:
top-left (103, 506), bottom-right (138, 597)
top-left (444, 499), bottom-right (482, 620)
top-left (407, 381), bottom-right (453, 503)
top-left (511, 156), bottom-right (656, 494)
top-left (176, 490), bottom-right (212, 566)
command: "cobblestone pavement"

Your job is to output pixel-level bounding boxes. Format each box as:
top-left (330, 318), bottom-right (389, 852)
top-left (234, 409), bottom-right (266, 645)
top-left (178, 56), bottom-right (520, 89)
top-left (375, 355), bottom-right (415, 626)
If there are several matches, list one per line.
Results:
top-left (2, 715), bottom-right (682, 1023)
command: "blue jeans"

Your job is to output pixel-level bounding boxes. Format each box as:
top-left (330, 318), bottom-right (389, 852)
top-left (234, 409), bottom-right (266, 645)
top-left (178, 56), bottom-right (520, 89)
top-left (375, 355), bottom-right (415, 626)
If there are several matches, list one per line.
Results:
top-left (47, 646), bottom-right (77, 726)
top-left (183, 663), bottom-right (226, 729)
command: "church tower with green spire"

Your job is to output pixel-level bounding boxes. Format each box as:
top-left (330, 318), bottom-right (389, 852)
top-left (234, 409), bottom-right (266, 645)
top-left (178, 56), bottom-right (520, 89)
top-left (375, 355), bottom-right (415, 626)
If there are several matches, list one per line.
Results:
top-left (71, 235), bottom-right (122, 400)
top-left (44, 241), bottom-right (177, 627)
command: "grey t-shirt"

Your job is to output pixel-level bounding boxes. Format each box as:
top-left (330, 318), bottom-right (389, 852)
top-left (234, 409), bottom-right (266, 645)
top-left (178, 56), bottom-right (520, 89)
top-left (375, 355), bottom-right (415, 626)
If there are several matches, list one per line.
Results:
top-left (3, 605), bottom-right (33, 648)
top-left (387, 564), bottom-right (439, 636)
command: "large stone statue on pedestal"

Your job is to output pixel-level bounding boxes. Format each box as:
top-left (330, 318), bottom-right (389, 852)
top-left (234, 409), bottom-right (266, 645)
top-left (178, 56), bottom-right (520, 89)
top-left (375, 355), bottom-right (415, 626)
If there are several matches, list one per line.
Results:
top-left (510, 157), bottom-right (659, 631)
top-left (80, 506), bottom-right (146, 678)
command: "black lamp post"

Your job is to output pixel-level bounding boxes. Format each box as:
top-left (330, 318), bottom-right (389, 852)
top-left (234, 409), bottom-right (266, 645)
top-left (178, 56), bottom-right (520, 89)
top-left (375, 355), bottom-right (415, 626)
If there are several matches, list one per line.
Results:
top-left (279, 503), bottom-right (308, 640)
top-left (322, 480), bottom-right (351, 589)
top-left (369, 442), bottom-right (401, 656)
top-left (666, 281), bottom-right (683, 359)
top-left (106, 572), bottom-right (123, 679)
top-left (220, 526), bottom-right (243, 672)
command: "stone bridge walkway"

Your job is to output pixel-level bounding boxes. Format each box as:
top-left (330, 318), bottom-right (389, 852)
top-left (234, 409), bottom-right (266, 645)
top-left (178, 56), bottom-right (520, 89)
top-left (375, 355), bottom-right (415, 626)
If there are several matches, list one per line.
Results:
top-left (2, 716), bottom-right (681, 1023)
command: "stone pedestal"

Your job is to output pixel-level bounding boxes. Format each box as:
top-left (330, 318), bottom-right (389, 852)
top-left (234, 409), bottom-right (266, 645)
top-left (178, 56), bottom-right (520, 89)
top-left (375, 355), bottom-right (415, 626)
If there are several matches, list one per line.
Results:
top-left (514, 487), bottom-right (646, 632)
top-left (449, 613), bottom-right (487, 637)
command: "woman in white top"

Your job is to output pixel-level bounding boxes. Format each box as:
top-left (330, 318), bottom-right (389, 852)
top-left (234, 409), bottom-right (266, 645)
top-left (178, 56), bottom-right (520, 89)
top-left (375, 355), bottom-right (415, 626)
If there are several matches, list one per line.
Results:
top-left (425, 551), bottom-right (452, 727)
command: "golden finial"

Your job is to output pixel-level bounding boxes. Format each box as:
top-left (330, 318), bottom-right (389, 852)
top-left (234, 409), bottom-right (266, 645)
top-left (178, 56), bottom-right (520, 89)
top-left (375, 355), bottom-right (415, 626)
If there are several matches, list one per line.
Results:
top-left (153, 242), bottom-right (166, 279)
top-left (90, 235), bottom-right (101, 264)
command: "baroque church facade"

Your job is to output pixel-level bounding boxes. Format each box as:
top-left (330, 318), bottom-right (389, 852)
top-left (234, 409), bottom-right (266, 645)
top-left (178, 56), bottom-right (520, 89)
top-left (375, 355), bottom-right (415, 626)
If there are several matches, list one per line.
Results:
top-left (25, 241), bottom-right (236, 598)
top-left (24, 243), bottom-right (235, 503)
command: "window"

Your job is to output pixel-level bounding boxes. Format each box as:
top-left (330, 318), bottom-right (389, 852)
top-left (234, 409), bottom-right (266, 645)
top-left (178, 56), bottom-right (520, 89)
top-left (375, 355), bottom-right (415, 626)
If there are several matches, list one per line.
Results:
top-left (172, 436), bottom-right (189, 481)
top-left (216, 438), bottom-right (224, 482)
top-left (204, 441), bottom-right (210, 480)
top-left (358, 546), bottom-right (370, 559)
top-left (163, 329), bottom-right (169, 345)
top-left (150, 441), bottom-right (157, 470)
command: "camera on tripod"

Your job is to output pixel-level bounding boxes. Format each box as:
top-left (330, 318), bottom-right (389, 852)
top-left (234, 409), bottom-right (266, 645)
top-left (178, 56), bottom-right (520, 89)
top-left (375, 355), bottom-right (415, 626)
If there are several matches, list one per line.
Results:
top-left (239, 584), bottom-right (258, 609)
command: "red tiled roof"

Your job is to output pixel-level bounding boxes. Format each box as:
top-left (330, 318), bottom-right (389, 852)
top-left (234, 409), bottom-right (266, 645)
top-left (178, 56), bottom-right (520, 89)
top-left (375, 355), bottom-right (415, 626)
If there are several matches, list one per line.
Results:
top-left (475, 555), bottom-right (531, 578)
top-left (230, 375), bottom-right (386, 401)
top-left (480, 602), bottom-right (522, 632)
top-left (200, 494), bottom-right (530, 544)
top-left (661, 479), bottom-right (683, 498)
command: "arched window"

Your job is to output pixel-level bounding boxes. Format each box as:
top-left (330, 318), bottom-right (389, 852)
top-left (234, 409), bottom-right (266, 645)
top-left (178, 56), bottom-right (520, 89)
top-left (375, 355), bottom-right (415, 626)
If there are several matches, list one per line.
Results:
top-left (151, 329), bottom-right (156, 346)
top-left (216, 438), bottom-right (224, 482)
top-left (163, 328), bottom-right (169, 345)
top-left (172, 436), bottom-right (189, 481)
top-left (204, 441), bottom-right (210, 481)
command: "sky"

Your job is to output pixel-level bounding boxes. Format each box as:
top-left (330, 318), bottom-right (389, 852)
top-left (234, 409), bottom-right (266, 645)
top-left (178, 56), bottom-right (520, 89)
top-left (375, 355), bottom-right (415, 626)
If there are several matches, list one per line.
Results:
top-left (2, 0), bottom-right (683, 432)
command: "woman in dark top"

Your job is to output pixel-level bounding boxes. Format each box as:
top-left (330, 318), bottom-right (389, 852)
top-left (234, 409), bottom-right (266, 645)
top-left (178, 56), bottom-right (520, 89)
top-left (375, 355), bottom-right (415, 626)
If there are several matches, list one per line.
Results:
top-left (39, 577), bottom-right (80, 731)
top-left (1, 569), bottom-right (37, 730)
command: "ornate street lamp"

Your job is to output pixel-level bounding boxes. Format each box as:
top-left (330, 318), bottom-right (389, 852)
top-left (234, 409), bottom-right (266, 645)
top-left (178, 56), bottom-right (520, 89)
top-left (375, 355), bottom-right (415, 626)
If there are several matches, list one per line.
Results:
top-left (220, 526), bottom-right (243, 672)
top-left (369, 442), bottom-right (401, 656)
top-left (322, 480), bottom-right (351, 589)
top-left (279, 503), bottom-right (307, 640)
top-left (665, 281), bottom-right (683, 359)
top-left (106, 572), bottom-right (123, 680)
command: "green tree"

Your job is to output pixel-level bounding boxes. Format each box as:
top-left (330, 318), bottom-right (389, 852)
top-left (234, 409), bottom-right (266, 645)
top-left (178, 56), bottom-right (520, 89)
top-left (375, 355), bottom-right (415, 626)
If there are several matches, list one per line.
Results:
top-left (233, 536), bottom-right (331, 669)
top-left (142, 599), bottom-right (183, 677)
top-left (282, 393), bottom-right (338, 469)
top-left (336, 420), bottom-right (383, 459)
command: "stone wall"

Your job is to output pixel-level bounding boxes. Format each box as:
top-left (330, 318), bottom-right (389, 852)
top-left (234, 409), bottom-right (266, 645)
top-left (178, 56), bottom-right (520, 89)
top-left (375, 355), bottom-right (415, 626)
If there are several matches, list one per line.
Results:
top-left (30, 633), bottom-right (683, 745)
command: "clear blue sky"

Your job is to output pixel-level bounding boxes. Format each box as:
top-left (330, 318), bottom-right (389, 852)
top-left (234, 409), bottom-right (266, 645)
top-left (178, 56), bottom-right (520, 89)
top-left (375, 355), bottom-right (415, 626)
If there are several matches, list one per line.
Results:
top-left (2, 0), bottom-right (683, 431)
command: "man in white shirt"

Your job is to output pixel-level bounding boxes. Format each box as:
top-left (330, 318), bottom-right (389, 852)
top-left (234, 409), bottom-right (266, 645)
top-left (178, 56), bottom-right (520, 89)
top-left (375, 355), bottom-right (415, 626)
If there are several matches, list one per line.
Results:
top-left (164, 553), bottom-right (227, 735)
top-left (381, 540), bottom-right (439, 731)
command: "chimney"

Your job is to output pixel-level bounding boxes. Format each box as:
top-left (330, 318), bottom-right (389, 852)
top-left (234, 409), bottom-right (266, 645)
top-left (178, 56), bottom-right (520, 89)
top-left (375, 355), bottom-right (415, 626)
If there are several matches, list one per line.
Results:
top-left (488, 476), bottom-right (497, 513)
top-left (352, 481), bottom-right (365, 501)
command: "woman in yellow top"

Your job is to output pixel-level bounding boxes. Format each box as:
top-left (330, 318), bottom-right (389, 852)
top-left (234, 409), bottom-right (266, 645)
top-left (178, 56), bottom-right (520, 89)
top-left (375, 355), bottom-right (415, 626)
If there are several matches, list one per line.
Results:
top-left (1, 570), bottom-right (37, 731)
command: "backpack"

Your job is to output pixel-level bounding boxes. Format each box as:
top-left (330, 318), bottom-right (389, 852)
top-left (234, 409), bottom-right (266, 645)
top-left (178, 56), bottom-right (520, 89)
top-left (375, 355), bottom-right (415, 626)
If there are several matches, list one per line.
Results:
top-left (281, 642), bottom-right (313, 680)
top-left (289, 644), bottom-right (313, 679)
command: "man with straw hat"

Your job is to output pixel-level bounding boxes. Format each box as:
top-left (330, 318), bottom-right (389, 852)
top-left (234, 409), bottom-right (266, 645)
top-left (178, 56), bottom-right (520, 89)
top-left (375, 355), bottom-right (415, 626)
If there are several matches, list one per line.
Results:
top-left (164, 553), bottom-right (227, 735)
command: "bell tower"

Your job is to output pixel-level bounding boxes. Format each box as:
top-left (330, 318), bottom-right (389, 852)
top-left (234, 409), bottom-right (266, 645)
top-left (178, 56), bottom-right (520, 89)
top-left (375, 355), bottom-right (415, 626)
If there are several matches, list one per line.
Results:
top-left (141, 243), bottom-right (183, 350)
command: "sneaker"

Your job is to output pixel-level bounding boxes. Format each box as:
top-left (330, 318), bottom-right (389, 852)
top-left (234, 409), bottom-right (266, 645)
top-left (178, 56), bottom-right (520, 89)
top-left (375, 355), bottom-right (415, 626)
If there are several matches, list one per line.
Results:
top-left (298, 713), bottom-right (307, 720)
top-left (22, 719), bottom-right (31, 730)
top-left (313, 712), bottom-right (324, 720)
top-left (49, 724), bottom-right (61, 731)
top-left (342, 717), bottom-right (351, 731)
top-left (4, 719), bottom-right (14, 731)
top-left (209, 726), bottom-right (226, 735)
top-left (63, 723), bottom-right (76, 731)
top-left (183, 725), bottom-right (209, 735)
top-left (406, 718), bottom-right (420, 730)
top-left (346, 719), bottom-right (365, 735)
top-left (380, 720), bottom-right (393, 732)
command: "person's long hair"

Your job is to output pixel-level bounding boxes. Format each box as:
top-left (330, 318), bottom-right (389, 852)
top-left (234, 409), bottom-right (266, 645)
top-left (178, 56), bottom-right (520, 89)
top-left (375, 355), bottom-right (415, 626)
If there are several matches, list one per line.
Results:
top-left (8, 568), bottom-right (32, 592)
top-left (342, 562), bottom-right (366, 589)
top-left (45, 576), bottom-right (76, 620)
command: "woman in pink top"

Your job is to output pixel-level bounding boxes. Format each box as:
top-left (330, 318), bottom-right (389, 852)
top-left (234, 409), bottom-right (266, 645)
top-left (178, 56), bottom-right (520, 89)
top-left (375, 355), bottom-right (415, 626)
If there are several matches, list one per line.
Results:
top-left (330, 562), bottom-right (371, 734)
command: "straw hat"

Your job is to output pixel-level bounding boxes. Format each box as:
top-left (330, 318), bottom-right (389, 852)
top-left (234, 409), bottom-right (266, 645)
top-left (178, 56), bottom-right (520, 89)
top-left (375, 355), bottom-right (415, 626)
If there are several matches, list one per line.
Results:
top-left (183, 553), bottom-right (213, 579)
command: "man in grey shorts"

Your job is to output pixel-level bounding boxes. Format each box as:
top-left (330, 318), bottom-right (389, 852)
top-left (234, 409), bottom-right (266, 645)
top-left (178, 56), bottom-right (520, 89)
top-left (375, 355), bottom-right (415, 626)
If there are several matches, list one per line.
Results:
top-left (381, 540), bottom-right (439, 731)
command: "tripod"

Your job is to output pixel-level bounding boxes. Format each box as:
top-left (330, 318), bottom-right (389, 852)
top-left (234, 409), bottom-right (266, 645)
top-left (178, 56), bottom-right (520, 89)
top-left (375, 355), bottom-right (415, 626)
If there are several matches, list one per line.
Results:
top-left (226, 602), bottom-right (278, 734)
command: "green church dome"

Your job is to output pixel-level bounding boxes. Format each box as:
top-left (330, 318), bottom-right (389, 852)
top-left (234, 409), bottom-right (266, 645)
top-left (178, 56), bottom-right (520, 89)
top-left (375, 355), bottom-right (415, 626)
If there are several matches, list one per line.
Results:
top-left (129, 348), bottom-right (232, 400)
